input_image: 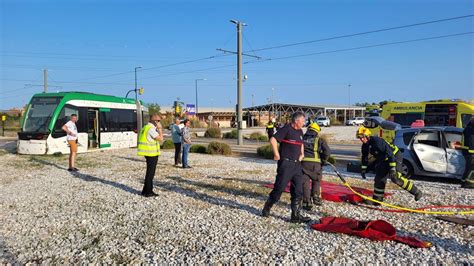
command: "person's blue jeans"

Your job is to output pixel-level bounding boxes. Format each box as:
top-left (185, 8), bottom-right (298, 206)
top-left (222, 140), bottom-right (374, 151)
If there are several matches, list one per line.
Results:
top-left (182, 143), bottom-right (191, 167)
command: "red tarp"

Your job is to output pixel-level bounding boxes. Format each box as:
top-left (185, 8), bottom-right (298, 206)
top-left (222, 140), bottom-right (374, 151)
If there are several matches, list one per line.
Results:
top-left (264, 180), bottom-right (391, 203)
top-left (311, 217), bottom-right (432, 248)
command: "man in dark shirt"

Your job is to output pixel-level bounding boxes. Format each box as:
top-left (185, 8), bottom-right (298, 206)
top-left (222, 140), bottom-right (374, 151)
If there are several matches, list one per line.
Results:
top-left (261, 112), bottom-right (311, 223)
top-left (461, 117), bottom-right (474, 188)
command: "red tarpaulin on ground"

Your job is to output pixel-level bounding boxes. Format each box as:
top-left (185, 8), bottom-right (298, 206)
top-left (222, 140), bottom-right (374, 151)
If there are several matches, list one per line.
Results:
top-left (264, 180), bottom-right (391, 203)
top-left (311, 217), bottom-right (432, 248)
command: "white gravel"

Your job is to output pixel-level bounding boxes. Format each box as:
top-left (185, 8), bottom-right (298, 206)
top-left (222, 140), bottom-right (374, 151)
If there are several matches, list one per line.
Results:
top-left (1, 148), bottom-right (473, 264)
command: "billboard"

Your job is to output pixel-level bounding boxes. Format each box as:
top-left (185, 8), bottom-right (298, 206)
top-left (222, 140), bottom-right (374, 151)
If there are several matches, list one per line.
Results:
top-left (186, 104), bottom-right (196, 115)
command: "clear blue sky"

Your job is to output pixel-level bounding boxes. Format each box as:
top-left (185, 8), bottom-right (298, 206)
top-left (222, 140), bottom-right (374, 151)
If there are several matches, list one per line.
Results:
top-left (1, 0), bottom-right (473, 110)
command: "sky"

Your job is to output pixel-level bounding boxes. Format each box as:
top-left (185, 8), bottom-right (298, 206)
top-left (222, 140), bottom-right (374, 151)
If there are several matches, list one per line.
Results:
top-left (1, 0), bottom-right (473, 110)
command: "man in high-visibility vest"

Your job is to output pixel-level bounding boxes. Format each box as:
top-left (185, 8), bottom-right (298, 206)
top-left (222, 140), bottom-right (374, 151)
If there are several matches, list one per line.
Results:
top-left (357, 126), bottom-right (423, 205)
top-left (460, 117), bottom-right (474, 189)
top-left (301, 122), bottom-right (331, 210)
top-left (266, 120), bottom-right (275, 140)
top-left (137, 114), bottom-right (163, 197)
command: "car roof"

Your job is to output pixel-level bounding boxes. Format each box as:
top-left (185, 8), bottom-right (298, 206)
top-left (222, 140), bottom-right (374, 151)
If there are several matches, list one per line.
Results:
top-left (397, 126), bottom-right (463, 134)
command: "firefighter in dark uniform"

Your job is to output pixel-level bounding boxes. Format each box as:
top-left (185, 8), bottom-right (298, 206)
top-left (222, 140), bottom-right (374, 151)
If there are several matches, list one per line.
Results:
top-left (460, 117), bottom-right (474, 189)
top-left (356, 127), bottom-right (423, 205)
top-left (302, 122), bottom-right (331, 210)
top-left (261, 112), bottom-right (310, 223)
top-left (266, 120), bottom-right (275, 140)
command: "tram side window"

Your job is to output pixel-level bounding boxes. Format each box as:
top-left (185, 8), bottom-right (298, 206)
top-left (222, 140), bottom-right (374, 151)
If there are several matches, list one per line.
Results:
top-left (52, 105), bottom-right (78, 137)
top-left (100, 109), bottom-right (137, 132)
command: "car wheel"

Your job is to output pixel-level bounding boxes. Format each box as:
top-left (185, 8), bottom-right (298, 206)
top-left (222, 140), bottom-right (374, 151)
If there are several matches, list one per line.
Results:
top-left (401, 160), bottom-right (414, 179)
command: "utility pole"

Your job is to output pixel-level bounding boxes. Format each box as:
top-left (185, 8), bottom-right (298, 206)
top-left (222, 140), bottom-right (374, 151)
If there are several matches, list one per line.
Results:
top-left (251, 94), bottom-right (254, 107)
top-left (134, 66), bottom-right (142, 101)
top-left (272, 88), bottom-right (275, 120)
top-left (348, 83), bottom-right (352, 118)
top-left (43, 69), bottom-right (48, 93)
top-left (231, 20), bottom-right (245, 145)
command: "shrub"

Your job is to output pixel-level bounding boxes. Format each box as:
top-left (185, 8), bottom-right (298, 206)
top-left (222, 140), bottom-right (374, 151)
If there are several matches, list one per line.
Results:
top-left (161, 139), bottom-right (175, 149)
top-left (190, 144), bottom-right (207, 154)
top-left (207, 142), bottom-right (232, 155)
top-left (258, 135), bottom-right (269, 142)
top-left (329, 117), bottom-right (342, 126)
top-left (249, 131), bottom-right (262, 140)
top-left (257, 144), bottom-right (274, 159)
top-left (204, 127), bottom-right (222, 138)
top-left (223, 129), bottom-right (238, 139)
top-left (190, 118), bottom-right (202, 128)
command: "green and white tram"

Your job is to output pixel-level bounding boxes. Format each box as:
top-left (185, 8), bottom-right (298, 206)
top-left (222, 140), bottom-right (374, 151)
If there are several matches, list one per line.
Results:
top-left (18, 92), bottom-right (148, 155)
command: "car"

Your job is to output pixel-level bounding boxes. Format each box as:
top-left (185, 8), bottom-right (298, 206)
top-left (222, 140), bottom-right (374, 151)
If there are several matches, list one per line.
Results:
top-left (346, 117), bottom-right (365, 126)
top-left (315, 116), bottom-right (330, 127)
top-left (393, 126), bottom-right (466, 179)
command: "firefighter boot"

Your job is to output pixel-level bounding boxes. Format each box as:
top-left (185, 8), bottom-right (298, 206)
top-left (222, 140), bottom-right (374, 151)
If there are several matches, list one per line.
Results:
top-left (303, 200), bottom-right (313, 211)
top-left (413, 189), bottom-right (423, 201)
top-left (261, 199), bottom-right (274, 217)
top-left (364, 196), bottom-right (383, 206)
top-left (312, 196), bottom-right (323, 206)
top-left (290, 201), bottom-right (311, 223)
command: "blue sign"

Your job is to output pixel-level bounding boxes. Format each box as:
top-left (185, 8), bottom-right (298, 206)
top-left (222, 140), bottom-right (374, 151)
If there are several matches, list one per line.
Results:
top-left (186, 104), bottom-right (196, 115)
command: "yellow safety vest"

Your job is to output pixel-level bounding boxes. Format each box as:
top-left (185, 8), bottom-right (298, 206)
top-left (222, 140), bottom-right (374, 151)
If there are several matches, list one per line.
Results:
top-left (266, 123), bottom-right (274, 129)
top-left (302, 136), bottom-right (321, 163)
top-left (137, 124), bottom-right (161, 157)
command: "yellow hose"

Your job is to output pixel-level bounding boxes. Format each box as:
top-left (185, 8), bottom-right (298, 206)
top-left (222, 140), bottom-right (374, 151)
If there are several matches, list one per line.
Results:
top-left (327, 163), bottom-right (474, 215)
top-left (341, 181), bottom-right (474, 215)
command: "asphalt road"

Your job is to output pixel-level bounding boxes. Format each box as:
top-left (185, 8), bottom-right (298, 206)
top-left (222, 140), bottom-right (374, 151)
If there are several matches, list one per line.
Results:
top-left (192, 137), bottom-right (361, 163)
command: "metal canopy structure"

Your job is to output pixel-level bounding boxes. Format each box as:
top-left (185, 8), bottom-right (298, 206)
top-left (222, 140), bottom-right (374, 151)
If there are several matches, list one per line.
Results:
top-left (243, 103), bottom-right (366, 124)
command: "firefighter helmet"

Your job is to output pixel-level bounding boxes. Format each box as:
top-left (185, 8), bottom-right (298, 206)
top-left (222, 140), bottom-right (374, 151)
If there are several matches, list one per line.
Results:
top-left (356, 126), bottom-right (372, 138)
top-left (308, 122), bottom-right (321, 132)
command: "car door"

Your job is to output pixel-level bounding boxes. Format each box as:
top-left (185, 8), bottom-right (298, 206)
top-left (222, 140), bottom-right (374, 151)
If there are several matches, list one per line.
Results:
top-left (410, 130), bottom-right (447, 173)
top-left (443, 130), bottom-right (466, 176)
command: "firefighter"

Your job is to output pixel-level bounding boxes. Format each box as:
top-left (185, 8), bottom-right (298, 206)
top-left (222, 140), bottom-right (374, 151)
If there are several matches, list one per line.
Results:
top-left (301, 122), bottom-right (331, 210)
top-left (266, 120), bottom-right (275, 140)
top-left (261, 112), bottom-right (310, 223)
top-left (460, 117), bottom-right (474, 189)
top-left (356, 126), bottom-right (422, 205)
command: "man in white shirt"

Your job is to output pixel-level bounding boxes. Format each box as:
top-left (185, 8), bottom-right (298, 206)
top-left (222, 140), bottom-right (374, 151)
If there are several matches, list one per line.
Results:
top-left (62, 114), bottom-right (79, 172)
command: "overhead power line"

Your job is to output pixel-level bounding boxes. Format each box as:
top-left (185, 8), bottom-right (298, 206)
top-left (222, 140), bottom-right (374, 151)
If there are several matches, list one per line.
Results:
top-left (69, 54), bottom-right (229, 82)
top-left (251, 31), bottom-right (474, 62)
top-left (246, 14), bottom-right (474, 52)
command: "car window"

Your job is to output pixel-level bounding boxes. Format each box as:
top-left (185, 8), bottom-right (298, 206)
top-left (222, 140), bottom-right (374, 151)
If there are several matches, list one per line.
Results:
top-left (444, 132), bottom-right (462, 149)
top-left (414, 131), bottom-right (440, 147)
top-left (403, 131), bottom-right (416, 146)
top-left (461, 114), bottom-right (472, 128)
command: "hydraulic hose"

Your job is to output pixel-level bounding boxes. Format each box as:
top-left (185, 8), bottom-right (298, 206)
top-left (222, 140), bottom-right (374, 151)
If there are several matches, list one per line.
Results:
top-left (326, 163), bottom-right (474, 216)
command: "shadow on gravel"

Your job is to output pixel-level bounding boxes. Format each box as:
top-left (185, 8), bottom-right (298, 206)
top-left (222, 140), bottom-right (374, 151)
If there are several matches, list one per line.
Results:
top-left (166, 175), bottom-right (271, 202)
top-left (29, 157), bottom-right (68, 170)
top-left (158, 176), bottom-right (318, 221)
top-left (0, 141), bottom-right (17, 154)
top-left (30, 157), bottom-right (141, 195)
top-left (69, 171), bottom-right (142, 195)
top-left (0, 238), bottom-right (19, 264)
top-left (114, 156), bottom-right (144, 163)
top-left (155, 180), bottom-right (265, 218)
top-left (399, 230), bottom-right (471, 253)
top-left (238, 157), bottom-right (274, 165)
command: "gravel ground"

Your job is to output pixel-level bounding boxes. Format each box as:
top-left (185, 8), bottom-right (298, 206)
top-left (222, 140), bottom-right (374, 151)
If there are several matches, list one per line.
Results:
top-left (1, 147), bottom-right (473, 264)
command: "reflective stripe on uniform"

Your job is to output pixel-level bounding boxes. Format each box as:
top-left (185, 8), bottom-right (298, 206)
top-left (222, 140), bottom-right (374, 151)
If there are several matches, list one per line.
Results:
top-left (389, 162), bottom-right (396, 167)
top-left (361, 165), bottom-right (368, 169)
top-left (303, 136), bottom-right (321, 163)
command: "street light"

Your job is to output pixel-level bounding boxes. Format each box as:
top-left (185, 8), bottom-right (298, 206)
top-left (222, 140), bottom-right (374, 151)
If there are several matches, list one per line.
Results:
top-left (195, 78), bottom-right (206, 115)
top-left (348, 84), bottom-right (352, 118)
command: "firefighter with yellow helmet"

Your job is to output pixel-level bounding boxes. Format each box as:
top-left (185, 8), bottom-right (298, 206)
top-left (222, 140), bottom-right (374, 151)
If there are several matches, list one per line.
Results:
top-left (301, 122), bottom-right (331, 210)
top-left (356, 126), bottom-right (423, 205)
